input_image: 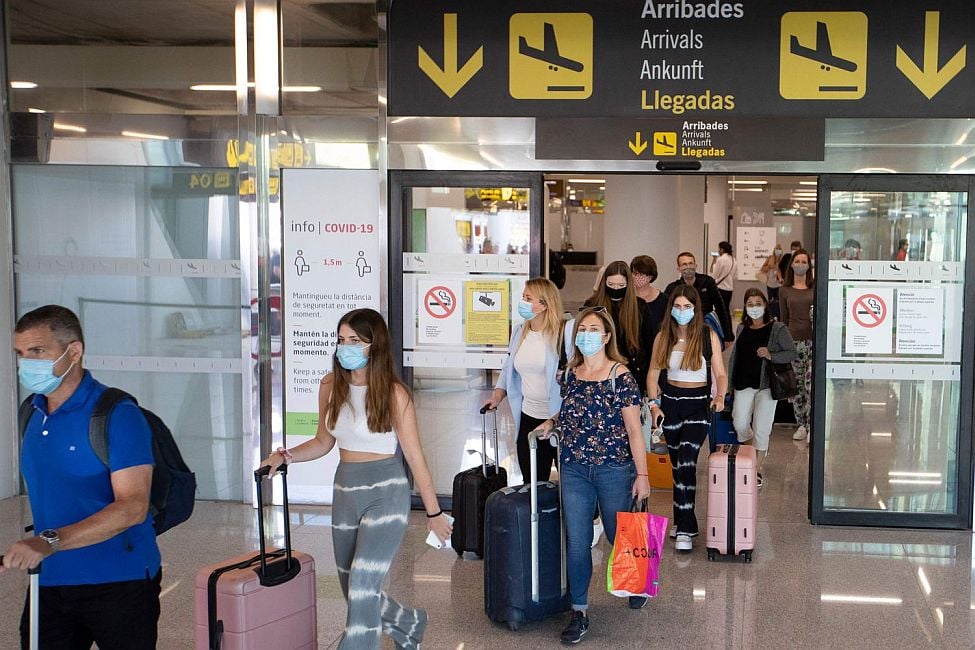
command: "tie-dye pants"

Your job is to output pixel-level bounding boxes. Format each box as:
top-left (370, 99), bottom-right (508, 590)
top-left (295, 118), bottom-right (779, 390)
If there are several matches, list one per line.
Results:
top-left (661, 384), bottom-right (711, 536)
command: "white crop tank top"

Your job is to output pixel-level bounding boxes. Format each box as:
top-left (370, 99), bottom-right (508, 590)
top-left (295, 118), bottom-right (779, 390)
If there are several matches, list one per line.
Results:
top-left (667, 350), bottom-right (708, 383)
top-left (331, 385), bottom-right (399, 454)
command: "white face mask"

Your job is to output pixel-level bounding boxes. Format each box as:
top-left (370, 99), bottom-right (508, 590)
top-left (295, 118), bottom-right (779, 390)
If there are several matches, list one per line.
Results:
top-left (746, 306), bottom-right (765, 321)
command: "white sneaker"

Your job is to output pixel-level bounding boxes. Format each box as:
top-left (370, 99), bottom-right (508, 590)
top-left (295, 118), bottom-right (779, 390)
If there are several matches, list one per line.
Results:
top-left (592, 519), bottom-right (604, 548)
top-left (675, 534), bottom-right (693, 553)
top-left (792, 425), bottom-right (807, 440)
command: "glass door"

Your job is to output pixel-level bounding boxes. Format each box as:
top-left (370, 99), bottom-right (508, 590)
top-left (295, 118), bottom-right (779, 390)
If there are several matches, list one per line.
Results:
top-left (812, 175), bottom-right (974, 528)
top-left (390, 172), bottom-right (544, 503)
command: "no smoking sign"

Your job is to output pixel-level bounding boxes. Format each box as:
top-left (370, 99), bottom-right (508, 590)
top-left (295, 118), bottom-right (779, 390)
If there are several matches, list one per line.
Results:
top-left (424, 286), bottom-right (457, 319)
top-left (852, 293), bottom-right (887, 328)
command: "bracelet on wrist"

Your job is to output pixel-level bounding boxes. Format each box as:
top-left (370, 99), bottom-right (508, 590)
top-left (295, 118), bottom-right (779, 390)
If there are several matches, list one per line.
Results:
top-left (636, 473), bottom-right (648, 477)
top-left (426, 510), bottom-right (444, 519)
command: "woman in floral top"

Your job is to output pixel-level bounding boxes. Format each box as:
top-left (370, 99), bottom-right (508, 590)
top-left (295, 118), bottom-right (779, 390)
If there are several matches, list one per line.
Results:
top-left (537, 307), bottom-right (651, 644)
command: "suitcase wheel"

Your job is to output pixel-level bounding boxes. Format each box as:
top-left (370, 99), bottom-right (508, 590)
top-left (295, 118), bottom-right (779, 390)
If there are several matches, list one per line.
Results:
top-left (455, 549), bottom-right (464, 558)
top-left (707, 549), bottom-right (717, 561)
top-left (507, 621), bottom-right (520, 632)
top-left (742, 550), bottom-right (753, 563)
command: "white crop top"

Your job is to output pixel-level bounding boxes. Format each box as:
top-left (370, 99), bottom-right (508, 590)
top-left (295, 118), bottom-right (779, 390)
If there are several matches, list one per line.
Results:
top-left (667, 351), bottom-right (708, 383)
top-left (331, 385), bottom-right (399, 454)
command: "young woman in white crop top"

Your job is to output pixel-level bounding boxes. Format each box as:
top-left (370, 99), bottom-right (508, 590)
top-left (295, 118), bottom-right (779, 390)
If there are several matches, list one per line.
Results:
top-left (260, 308), bottom-right (449, 649)
top-left (647, 285), bottom-right (727, 554)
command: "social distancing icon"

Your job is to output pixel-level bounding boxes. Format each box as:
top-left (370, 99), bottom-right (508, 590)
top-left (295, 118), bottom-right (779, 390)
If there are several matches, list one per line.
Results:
top-left (780, 12), bottom-right (868, 100)
top-left (509, 13), bottom-right (593, 100)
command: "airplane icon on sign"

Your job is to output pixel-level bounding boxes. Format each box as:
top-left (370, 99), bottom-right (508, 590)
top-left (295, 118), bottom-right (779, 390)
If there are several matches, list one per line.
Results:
top-left (790, 21), bottom-right (857, 71)
top-left (518, 22), bottom-right (584, 72)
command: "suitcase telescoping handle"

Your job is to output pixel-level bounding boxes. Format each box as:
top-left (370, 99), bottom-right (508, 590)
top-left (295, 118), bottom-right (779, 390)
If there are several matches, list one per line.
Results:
top-left (253, 464), bottom-right (300, 587)
top-left (527, 430), bottom-right (567, 604)
top-left (0, 557), bottom-right (41, 650)
top-left (478, 405), bottom-right (501, 479)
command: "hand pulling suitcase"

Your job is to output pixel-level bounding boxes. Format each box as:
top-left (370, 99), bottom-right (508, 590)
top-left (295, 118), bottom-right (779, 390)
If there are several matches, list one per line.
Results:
top-left (484, 430), bottom-right (569, 631)
top-left (705, 444), bottom-right (758, 563)
top-left (194, 465), bottom-right (317, 649)
top-left (451, 406), bottom-right (508, 558)
top-left (709, 395), bottom-right (739, 452)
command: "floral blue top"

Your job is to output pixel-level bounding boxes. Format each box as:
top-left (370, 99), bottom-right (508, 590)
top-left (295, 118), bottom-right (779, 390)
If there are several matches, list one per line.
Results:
top-left (559, 366), bottom-right (641, 465)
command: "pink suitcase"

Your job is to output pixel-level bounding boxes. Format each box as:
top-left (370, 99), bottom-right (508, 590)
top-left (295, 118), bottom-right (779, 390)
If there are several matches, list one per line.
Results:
top-left (194, 465), bottom-right (317, 649)
top-left (705, 444), bottom-right (758, 563)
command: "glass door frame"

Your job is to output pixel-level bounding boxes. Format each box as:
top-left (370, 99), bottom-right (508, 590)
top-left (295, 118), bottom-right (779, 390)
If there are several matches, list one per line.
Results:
top-left (388, 171), bottom-right (546, 377)
top-left (811, 174), bottom-right (975, 529)
top-left (389, 170), bottom-right (545, 506)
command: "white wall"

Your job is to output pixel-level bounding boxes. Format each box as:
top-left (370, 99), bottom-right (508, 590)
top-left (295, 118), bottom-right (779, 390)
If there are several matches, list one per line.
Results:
top-left (603, 175), bottom-right (713, 284)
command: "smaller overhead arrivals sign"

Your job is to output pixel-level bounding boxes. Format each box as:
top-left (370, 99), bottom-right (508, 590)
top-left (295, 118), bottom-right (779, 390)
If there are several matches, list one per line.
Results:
top-left (535, 117), bottom-right (825, 161)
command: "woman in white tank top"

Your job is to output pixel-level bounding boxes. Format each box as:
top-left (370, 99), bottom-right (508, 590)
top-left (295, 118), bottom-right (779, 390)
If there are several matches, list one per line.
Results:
top-left (646, 285), bottom-right (727, 554)
top-left (260, 309), bottom-right (450, 649)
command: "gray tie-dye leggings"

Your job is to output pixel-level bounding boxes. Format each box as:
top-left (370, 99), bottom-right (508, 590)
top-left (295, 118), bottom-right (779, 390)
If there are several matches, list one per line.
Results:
top-left (332, 457), bottom-right (427, 650)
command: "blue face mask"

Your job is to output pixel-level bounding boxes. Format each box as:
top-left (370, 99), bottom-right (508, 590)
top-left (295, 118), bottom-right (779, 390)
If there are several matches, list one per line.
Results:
top-left (575, 331), bottom-right (605, 357)
top-left (18, 348), bottom-right (74, 395)
top-left (517, 300), bottom-right (537, 321)
top-left (671, 307), bottom-right (695, 326)
top-left (336, 344), bottom-right (370, 370)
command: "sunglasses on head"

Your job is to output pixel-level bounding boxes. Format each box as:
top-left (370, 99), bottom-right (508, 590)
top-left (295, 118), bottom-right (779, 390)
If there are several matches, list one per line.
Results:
top-left (578, 306), bottom-right (608, 314)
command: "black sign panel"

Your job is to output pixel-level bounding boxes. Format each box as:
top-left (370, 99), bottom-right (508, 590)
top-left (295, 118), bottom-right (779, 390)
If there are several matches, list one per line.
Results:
top-left (536, 117), bottom-right (826, 161)
top-left (388, 0), bottom-right (975, 118)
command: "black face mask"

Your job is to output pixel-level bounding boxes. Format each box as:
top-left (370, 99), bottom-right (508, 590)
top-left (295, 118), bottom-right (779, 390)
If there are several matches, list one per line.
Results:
top-left (606, 287), bottom-right (626, 301)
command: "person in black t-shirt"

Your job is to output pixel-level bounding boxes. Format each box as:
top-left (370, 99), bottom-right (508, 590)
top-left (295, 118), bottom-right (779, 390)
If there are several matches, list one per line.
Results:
top-left (663, 252), bottom-right (734, 343)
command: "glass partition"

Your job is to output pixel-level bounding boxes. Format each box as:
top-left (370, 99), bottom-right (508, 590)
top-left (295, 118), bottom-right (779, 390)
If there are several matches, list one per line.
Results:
top-left (817, 180), bottom-right (972, 526)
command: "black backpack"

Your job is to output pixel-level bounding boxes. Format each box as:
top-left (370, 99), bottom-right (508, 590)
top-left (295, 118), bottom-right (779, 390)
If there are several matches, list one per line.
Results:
top-left (18, 388), bottom-right (196, 535)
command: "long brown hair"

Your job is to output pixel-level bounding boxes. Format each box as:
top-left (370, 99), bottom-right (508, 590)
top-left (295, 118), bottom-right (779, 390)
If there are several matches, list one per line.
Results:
top-left (518, 277), bottom-right (565, 352)
top-left (567, 307), bottom-right (627, 370)
top-left (652, 285), bottom-right (707, 371)
top-left (589, 260), bottom-right (642, 355)
top-left (784, 249), bottom-right (814, 287)
top-left (324, 308), bottom-right (408, 433)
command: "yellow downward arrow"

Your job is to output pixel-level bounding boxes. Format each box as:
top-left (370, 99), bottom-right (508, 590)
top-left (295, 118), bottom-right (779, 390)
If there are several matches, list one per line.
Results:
top-left (896, 11), bottom-right (967, 100)
top-left (418, 14), bottom-right (483, 99)
top-left (628, 132), bottom-right (648, 156)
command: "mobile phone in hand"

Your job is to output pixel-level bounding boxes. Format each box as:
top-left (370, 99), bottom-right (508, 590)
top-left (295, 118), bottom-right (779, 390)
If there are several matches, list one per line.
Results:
top-left (425, 514), bottom-right (455, 550)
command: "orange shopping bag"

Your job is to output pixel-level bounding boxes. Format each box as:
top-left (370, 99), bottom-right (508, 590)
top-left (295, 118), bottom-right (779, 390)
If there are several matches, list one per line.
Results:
top-left (607, 499), bottom-right (668, 598)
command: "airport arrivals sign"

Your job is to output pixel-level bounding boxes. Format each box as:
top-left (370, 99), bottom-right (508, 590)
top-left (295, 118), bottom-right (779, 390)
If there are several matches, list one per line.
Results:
top-left (388, 0), bottom-right (974, 118)
top-left (535, 117), bottom-right (826, 161)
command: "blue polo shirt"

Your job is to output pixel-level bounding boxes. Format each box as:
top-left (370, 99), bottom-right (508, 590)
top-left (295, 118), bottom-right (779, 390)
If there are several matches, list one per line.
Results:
top-left (21, 371), bottom-right (160, 586)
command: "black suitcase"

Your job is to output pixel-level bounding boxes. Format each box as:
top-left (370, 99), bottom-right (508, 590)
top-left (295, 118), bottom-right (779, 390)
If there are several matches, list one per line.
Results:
top-left (484, 430), bottom-right (569, 631)
top-left (451, 406), bottom-right (508, 558)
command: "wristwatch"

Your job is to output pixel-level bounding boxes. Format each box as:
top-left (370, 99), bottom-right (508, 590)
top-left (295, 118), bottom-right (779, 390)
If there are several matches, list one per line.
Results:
top-left (39, 529), bottom-right (60, 553)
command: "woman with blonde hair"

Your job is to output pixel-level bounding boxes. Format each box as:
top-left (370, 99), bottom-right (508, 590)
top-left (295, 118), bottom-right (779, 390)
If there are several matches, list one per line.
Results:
top-left (261, 308), bottom-right (450, 649)
top-left (586, 260), bottom-right (653, 395)
top-left (536, 307), bottom-right (651, 641)
top-left (647, 285), bottom-right (727, 553)
top-left (485, 277), bottom-right (569, 483)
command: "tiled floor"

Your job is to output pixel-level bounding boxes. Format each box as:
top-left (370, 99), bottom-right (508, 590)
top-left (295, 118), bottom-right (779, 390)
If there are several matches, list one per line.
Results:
top-left (2, 427), bottom-right (973, 648)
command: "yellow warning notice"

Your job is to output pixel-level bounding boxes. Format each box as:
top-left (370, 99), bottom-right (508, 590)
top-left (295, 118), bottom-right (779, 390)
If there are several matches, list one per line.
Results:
top-left (653, 132), bottom-right (678, 156)
top-left (779, 12), bottom-right (868, 100)
top-left (464, 280), bottom-right (510, 345)
top-left (509, 13), bottom-right (593, 100)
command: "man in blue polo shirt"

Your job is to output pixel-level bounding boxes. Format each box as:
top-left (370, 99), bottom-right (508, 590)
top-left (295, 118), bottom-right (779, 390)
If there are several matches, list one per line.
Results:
top-left (1, 305), bottom-right (161, 649)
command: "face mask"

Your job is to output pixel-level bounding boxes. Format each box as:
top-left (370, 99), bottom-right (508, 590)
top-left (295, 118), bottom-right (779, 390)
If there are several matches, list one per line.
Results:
top-left (336, 343), bottom-right (370, 370)
top-left (793, 263), bottom-right (809, 276)
top-left (517, 300), bottom-right (537, 321)
top-left (18, 348), bottom-right (74, 395)
top-left (671, 307), bottom-right (694, 326)
top-left (846, 247), bottom-right (858, 258)
top-left (606, 287), bottom-right (626, 301)
top-left (746, 306), bottom-right (766, 320)
top-left (774, 248), bottom-right (782, 256)
top-left (575, 331), bottom-right (604, 357)
top-left (632, 275), bottom-right (650, 289)
top-left (680, 267), bottom-right (696, 280)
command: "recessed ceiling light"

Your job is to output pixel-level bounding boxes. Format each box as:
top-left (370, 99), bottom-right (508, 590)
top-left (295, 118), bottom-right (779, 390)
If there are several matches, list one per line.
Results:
top-left (10, 81), bottom-right (37, 89)
top-left (53, 123), bottom-right (87, 133)
top-left (121, 130), bottom-right (169, 141)
top-left (567, 178), bottom-right (606, 184)
top-left (190, 83), bottom-right (321, 93)
top-left (27, 107), bottom-right (46, 114)
top-left (727, 180), bottom-right (768, 185)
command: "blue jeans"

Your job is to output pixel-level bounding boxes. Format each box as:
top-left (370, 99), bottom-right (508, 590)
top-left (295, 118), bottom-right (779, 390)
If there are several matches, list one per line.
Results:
top-left (561, 460), bottom-right (636, 609)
